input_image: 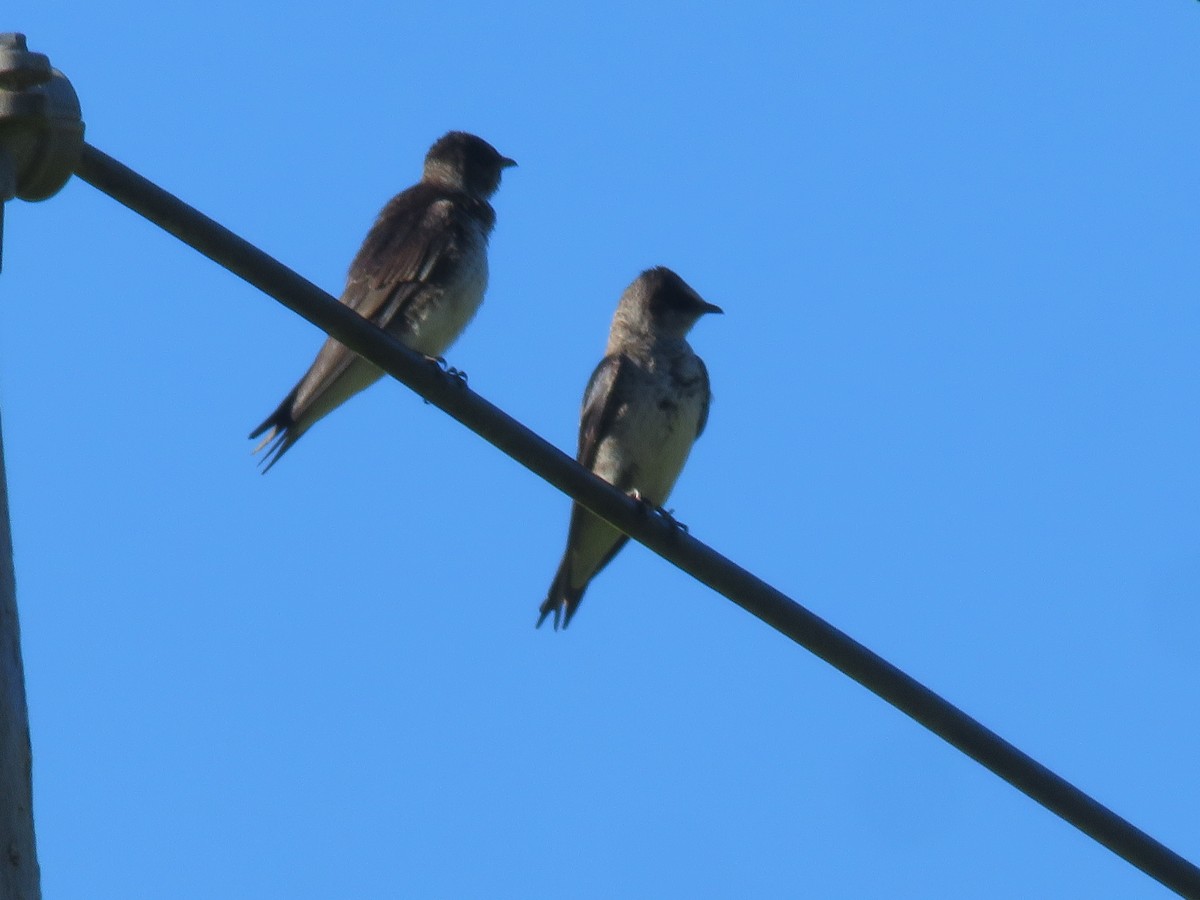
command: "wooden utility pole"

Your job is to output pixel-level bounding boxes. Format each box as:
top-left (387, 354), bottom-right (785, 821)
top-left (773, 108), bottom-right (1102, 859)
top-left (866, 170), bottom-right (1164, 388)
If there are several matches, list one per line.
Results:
top-left (0, 424), bottom-right (37, 900)
top-left (0, 31), bottom-right (84, 900)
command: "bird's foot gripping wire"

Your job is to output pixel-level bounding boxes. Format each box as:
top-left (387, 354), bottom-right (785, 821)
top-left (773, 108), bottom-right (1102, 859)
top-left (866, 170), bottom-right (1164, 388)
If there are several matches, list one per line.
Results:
top-left (628, 490), bottom-right (689, 534)
top-left (428, 355), bottom-right (469, 385)
top-left (423, 356), bottom-right (470, 403)
top-left (655, 506), bottom-right (689, 534)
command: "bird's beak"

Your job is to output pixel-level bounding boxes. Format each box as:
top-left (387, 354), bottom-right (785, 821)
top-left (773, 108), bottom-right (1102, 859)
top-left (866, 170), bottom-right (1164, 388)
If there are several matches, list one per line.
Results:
top-left (699, 301), bottom-right (724, 316)
top-left (500, 157), bottom-right (518, 169)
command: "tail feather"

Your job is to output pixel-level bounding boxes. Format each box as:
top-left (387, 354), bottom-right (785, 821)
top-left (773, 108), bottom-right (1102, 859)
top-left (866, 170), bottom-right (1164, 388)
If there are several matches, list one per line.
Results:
top-left (249, 386), bottom-right (302, 473)
top-left (251, 351), bottom-right (387, 473)
top-left (536, 566), bottom-right (587, 631)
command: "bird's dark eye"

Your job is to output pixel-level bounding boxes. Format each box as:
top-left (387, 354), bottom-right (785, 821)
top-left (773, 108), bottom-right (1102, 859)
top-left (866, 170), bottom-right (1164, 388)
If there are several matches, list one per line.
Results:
top-left (669, 289), bottom-right (700, 312)
top-left (648, 288), bottom-right (687, 318)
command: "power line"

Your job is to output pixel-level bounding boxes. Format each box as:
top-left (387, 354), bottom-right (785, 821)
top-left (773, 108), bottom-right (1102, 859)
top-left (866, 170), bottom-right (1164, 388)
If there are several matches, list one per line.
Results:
top-left (72, 141), bottom-right (1200, 899)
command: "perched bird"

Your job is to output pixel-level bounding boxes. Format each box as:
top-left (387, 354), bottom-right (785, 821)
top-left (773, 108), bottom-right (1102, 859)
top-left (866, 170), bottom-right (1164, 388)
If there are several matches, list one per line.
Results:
top-left (250, 131), bottom-right (516, 470)
top-left (538, 267), bottom-right (722, 629)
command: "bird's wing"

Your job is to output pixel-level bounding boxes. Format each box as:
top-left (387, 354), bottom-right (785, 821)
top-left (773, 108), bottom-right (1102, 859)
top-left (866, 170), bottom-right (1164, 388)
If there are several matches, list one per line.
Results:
top-left (343, 186), bottom-right (470, 325)
top-left (287, 190), bottom-right (469, 414)
top-left (576, 354), bottom-right (632, 470)
top-left (694, 356), bottom-right (713, 439)
top-left (546, 354), bottom-right (636, 617)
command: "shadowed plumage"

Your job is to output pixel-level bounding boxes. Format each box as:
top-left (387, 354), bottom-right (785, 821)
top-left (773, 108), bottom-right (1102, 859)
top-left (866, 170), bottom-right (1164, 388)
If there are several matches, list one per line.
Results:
top-left (538, 267), bottom-right (722, 629)
top-left (250, 131), bottom-right (516, 471)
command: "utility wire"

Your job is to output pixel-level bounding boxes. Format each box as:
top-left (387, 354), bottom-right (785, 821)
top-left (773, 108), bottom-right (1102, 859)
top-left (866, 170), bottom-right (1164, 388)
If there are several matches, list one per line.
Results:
top-left (74, 141), bottom-right (1200, 900)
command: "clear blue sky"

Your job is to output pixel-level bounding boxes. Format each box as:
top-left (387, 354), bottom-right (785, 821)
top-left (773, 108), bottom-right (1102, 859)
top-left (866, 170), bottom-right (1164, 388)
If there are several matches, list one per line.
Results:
top-left (4, 3), bottom-right (1198, 897)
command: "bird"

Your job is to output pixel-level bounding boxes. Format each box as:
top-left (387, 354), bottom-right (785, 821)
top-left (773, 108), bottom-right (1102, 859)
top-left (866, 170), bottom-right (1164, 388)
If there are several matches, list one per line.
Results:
top-left (538, 267), bottom-right (722, 629)
top-left (250, 131), bottom-right (516, 471)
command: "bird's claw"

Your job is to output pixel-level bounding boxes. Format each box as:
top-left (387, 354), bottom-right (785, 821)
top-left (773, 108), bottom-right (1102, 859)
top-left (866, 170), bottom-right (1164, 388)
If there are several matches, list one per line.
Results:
top-left (654, 506), bottom-right (689, 534)
top-left (626, 491), bottom-right (688, 533)
top-left (423, 357), bottom-right (469, 400)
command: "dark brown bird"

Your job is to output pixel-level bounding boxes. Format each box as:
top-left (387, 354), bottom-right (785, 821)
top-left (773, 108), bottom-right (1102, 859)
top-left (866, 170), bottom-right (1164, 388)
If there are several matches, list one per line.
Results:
top-left (251, 131), bottom-right (516, 470)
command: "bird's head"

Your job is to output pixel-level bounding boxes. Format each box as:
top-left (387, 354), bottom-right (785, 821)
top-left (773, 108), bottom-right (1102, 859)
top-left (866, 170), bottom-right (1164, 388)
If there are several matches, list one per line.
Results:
top-left (615, 266), bottom-right (723, 343)
top-left (423, 131), bottom-right (517, 198)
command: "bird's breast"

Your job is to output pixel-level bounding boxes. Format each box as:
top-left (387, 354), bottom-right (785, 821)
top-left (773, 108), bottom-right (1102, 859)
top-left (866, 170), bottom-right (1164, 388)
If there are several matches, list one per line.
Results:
top-left (591, 360), bottom-right (707, 505)
top-left (406, 224), bottom-right (490, 357)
